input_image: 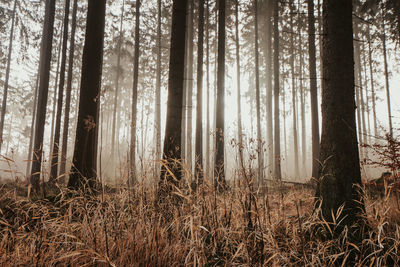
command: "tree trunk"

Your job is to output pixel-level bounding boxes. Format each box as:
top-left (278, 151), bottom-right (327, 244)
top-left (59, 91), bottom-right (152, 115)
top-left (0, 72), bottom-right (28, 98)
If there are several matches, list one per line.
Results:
top-left (366, 24), bottom-right (377, 138)
top-left (265, 0), bottom-right (273, 177)
top-left (186, 0), bottom-right (194, 175)
top-left (381, 13), bottom-right (393, 137)
top-left (50, 0), bottom-right (71, 182)
top-left (130, 0), bottom-right (140, 185)
top-left (298, 3), bottom-right (306, 172)
top-left (214, 0), bottom-right (226, 189)
top-left (205, 0), bottom-right (210, 179)
top-left (30, 0), bottom-right (56, 192)
top-left (307, 0), bottom-right (320, 180)
top-left (160, 0), bottom-right (188, 184)
top-left (289, 1), bottom-right (299, 179)
top-left (195, 0), bottom-right (205, 184)
top-left (234, 0), bottom-right (244, 169)
top-left (254, 0), bottom-right (264, 185)
top-left (154, 0), bottom-right (162, 177)
top-left (67, 0), bottom-right (106, 190)
top-left (111, 0), bottom-right (125, 162)
top-left (0, 0), bottom-right (17, 153)
top-left (59, 0), bottom-right (78, 182)
top-left (317, 0), bottom-right (364, 229)
top-left (273, 0), bottom-right (281, 180)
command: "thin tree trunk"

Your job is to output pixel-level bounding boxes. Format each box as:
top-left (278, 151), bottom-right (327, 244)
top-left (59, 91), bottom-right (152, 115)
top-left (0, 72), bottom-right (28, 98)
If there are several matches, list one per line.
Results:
top-left (265, 0), bottom-right (273, 177)
top-left (195, 0), bottom-right (205, 184)
top-left (111, 0), bottom-right (125, 162)
top-left (307, 0), bottom-right (320, 180)
top-left (67, 0), bottom-right (106, 190)
top-left (234, 0), bottom-right (244, 169)
top-left (59, 0), bottom-right (78, 181)
top-left (381, 13), bottom-right (393, 137)
top-left (154, 0), bottom-right (162, 177)
top-left (273, 0), bottom-right (281, 180)
top-left (186, 0), bottom-right (194, 175)
top-left (26, 66), bottom-right (40, 178)
top-left (298, 2), bottom-right (306, 171)
top-left (254, 0), bottom-right (264, 185)
top-left (130, 0), bottom-right (140, 185)
top-left (205, 0), bottom-right (210, 178)
top-left (50, 0), bottom-right (71, 182)
top-left (366, 24), bottom-right (377, 138)
top-left (0, 0), bottom-right (17, 153)
top-left (215, 0), bottom-right (226, 189)
top-left (30, 0), bottom-right (56, 192)
top-left (289, 1), bottom-right (299, 178)
top-left (160, 0), bottom-right (188, 184)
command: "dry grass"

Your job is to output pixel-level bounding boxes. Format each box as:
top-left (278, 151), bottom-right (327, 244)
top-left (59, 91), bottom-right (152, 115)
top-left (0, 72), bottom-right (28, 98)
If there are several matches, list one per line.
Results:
top-left (0, 176), bottom-right (399, 266)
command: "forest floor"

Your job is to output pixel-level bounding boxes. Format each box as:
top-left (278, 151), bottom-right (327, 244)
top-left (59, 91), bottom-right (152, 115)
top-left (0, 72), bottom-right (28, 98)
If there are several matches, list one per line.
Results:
top-left (0, 178), bottom-right (399, 266)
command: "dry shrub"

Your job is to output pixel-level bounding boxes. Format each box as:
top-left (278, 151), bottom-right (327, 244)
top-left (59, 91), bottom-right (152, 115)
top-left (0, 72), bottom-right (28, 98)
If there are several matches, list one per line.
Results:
top-left (0, 174), bottom-right (399, 266)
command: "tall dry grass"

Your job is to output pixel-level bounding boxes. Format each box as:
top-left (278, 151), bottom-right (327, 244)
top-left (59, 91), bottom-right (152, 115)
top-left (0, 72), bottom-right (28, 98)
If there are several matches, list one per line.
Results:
top-left (0, 173), bottom-right (399, 266)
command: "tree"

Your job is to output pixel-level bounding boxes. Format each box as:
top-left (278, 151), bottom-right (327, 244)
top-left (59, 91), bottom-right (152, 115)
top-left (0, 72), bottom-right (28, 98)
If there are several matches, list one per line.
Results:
top-left (195, 0), bottom-right (205, 184)
top-left (130, 0), bottom-right (141, 185)
top-left (316, 0), bottom-right (365, 228)
top-left (0, 0), bottom-right (17, 153)
top-left (160, 0), bottom-right (188, 184)
top-left (50, 0), bottom-right (71, 182)
top-left (154, 0), bottom-right (162, 177)
top-left (68, 0), bottom-right (106, 190)
top-left (214, 0), bottom-right (226, 189)
top-left (30, 0), bottom-right (56, 192)
top-left (59, 0), bottom-right (78, 181)
top-left (307, 0), bottom-right (320, 179)
top-left (273, 0), bottom-right (281, 180)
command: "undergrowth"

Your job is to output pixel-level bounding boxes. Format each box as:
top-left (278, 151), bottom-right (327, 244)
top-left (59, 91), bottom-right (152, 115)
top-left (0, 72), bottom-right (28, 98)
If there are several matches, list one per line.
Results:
top-left (0, 176), bottom-right (399, 266)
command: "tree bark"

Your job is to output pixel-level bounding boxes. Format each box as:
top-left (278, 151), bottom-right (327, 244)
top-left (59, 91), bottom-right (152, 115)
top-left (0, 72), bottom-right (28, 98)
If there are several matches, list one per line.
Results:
top-left (214, 0), bottom-right (226, 189)
top-left (67, 0), bottom-right (106, 190)
top-left (317, 0), bottom-right (364, 228)
top-left (273, 0), bottom-right (281, 180)
top-left (254, 0), bottom-right (264, 185)
top-left (307, 0), bottom-right (320, 180)
top-left (186, 0), bottom-right (194, 175)
top-left (59, 0), bottom-right (78, 181)
top-left (195, 0), bottom-right (205, 184)
top-left (0, 0), bottom-right (17, 153)
top-left (30, 0), bottom-right (56, 192)
top-left (289, 1), bottom-right (299, 178)
top-left (154, 0), bottom-right (162, 177)
top-left (130, 0), bottom-right (141, 185)
top-left (205, 0), bottom-right (210, 179)
top-left (160, 0), bottom-right (188, 184)
top-left (50, 0), bottom-right (71, 182)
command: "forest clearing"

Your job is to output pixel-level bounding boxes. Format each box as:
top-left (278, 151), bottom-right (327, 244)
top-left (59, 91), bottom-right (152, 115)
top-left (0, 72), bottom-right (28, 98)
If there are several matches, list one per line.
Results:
top-left (0, 0), bottom-right (400, 265)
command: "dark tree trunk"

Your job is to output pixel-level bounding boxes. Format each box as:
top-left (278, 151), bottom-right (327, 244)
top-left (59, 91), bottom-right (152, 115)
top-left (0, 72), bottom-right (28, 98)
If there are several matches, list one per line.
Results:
top-left (50, 0), bottom-right (71, 182)
top-left (289, 1), bottom-right (299, 178)
top-left (254, 0), bottom-right (264, 185)
top-left (67, 0), bottom-right (106, 190)
top-left (195, 0), bottom-right (205, 184)
top-left (0, 0), bottom-right (17, 153)
top-left (273, 0), bottom-right (281, 180)
top-left (265, 0), bottom-right (273, 177)
top-left (205, 0), bottom-right (210, 178)
top-left (30, 0), bottom-right (56, 192)
top-left (154, 0), bottom-right (162, 177)
top-left (59, 0), bottom-right (78, 181)
top-left (130, 0), bottom-right (141, 185)
top-left (234, 0), bottom-right (244, 169)
top-left (186, 0), bottom-right (194, 175)
top-left (160, 0), bottom-right (188, 183)
top-left (316, 0), bottom-right (364, 228)
top-left (214, 0), bottom-right (226, 189)
top-left (307, 0), bottom-right (320, 180)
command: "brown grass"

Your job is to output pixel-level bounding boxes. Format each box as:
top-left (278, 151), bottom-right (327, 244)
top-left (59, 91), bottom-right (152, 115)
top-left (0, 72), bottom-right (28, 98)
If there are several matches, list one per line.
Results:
top-left (0, 176), bottom-right (399, 266)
